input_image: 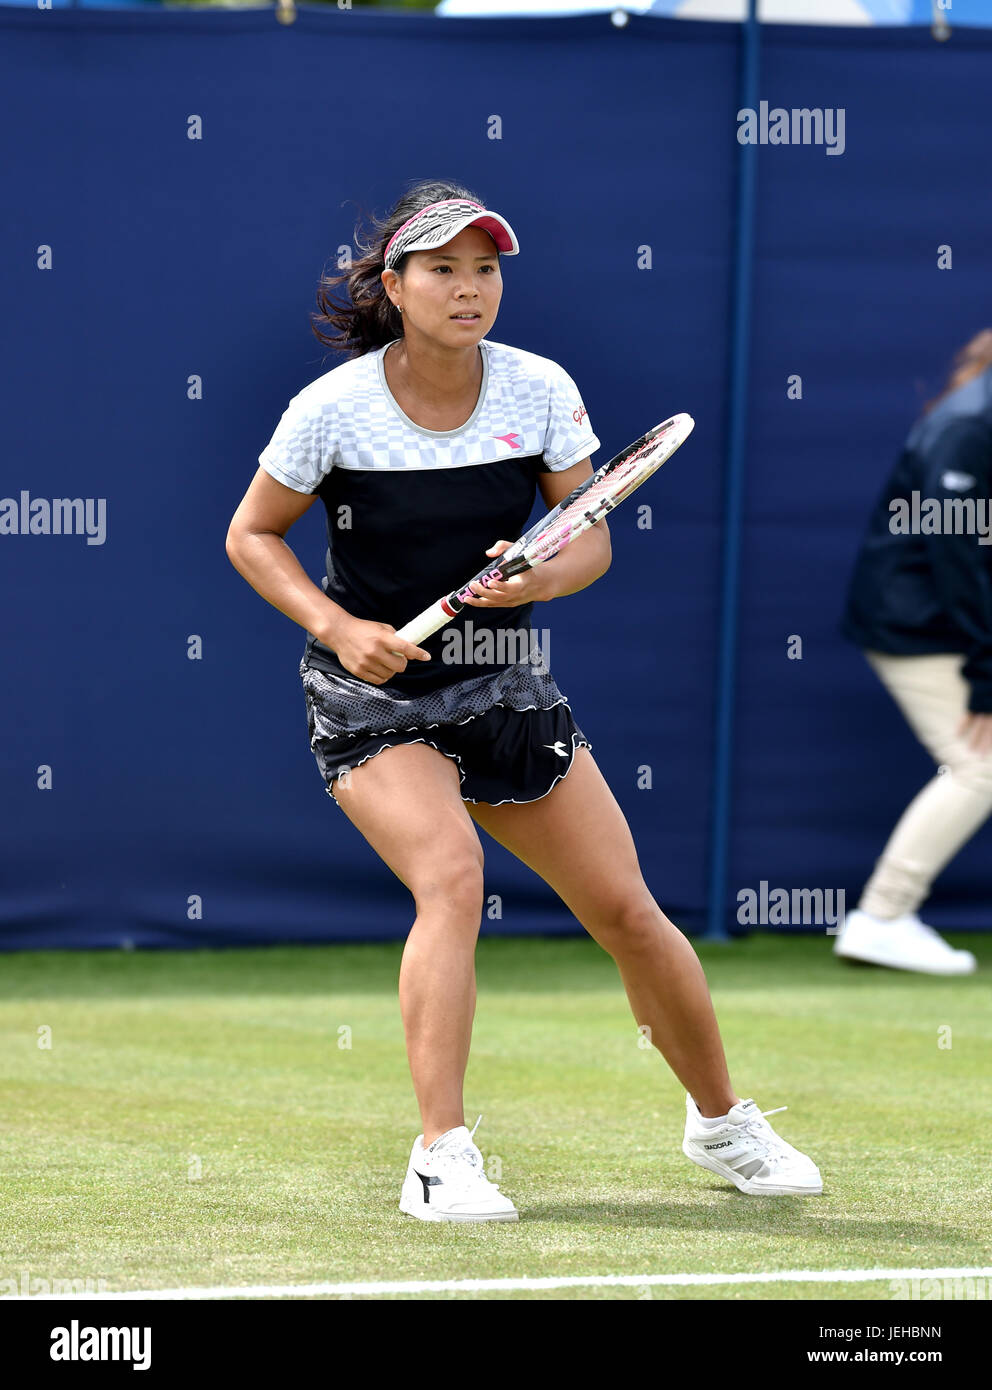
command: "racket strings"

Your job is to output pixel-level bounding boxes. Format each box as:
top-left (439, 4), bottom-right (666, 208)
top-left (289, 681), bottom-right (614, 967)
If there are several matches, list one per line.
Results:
top-left (524, 435), bottom-right (675, 564)
top-left (541, 448), bottom-right (658, 532)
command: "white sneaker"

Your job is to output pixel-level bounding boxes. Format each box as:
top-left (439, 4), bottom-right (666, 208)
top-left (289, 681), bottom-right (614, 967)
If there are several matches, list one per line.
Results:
top-left (682, 1094), bottom-right (823, 1196)
top-left (834, 909), bottom-right (977, 975)
top-left (399, 1116), bottom-right (519, 1223)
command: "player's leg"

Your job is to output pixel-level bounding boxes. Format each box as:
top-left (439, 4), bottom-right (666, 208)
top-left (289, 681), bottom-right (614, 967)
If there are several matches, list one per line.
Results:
top-left (467, 746), bottom-right (736, 1118)
top-left (467, 746), bottom-right (822, 1195)
top-left (330, 742), bottom-right (485, 1146)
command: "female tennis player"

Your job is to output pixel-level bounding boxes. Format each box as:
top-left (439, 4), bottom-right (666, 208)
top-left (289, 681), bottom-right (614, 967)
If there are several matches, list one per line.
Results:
top-left (226, 179), bottom-right (821, 1220)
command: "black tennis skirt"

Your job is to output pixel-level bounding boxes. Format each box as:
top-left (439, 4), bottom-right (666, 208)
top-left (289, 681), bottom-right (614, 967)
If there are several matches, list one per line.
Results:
top-left (300, 657), bottom-right (591, 807)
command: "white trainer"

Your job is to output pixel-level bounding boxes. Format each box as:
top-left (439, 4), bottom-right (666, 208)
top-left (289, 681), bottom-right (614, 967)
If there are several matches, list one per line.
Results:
top-left (834, 909), bottom-right (977, 975)
top-left (682, 1094), bottom-right (823, 1196)
top-left (399, 1115), bottom-right (519, 1223)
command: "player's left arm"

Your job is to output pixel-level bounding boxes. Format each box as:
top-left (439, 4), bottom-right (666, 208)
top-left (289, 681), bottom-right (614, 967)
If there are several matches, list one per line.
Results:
top-left (464, 457), bottom-right (612, 608)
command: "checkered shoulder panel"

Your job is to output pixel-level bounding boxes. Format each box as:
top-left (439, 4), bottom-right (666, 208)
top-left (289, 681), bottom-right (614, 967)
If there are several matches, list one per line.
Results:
top-left (257, 339), bottom-right (600, 493)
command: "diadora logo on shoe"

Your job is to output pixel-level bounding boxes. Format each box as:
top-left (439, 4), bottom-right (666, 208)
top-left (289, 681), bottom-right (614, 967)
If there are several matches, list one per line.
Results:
top-left (492, 432), bottom-right (522, 450)
top-left (419, 1173), bottom-right (443, 1201)
top-left (703, 1140), bottom-right (734, 1150)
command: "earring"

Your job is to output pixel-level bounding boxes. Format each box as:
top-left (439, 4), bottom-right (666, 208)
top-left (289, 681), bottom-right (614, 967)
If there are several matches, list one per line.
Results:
top-left (397, 305), bottom-right (403, 313)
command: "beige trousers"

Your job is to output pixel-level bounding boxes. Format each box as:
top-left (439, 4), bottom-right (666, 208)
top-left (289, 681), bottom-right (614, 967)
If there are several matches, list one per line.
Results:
top-left (859, 650), bottom-right (992, 919)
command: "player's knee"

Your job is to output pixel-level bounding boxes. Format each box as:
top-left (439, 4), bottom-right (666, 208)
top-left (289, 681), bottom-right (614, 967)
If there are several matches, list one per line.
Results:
top-left (593, 892), bottom-right (664, 955)
top-left (411, 848), bottom-right (485, 923)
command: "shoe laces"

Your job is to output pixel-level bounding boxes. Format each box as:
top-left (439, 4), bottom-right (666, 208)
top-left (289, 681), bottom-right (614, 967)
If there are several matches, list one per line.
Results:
top-left (737, 1105), bottom-right (793, 1163)
top-left (432, 1115), bottom-right (501, 1190)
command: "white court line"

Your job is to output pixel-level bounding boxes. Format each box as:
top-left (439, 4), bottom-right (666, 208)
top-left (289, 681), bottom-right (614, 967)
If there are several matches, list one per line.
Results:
top-left (12, 1266), bottom-right (992, 1300)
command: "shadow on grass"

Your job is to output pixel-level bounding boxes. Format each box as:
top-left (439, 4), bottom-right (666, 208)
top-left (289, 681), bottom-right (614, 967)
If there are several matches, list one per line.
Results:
top-left (513, 1196), bottom-right (975, 1251)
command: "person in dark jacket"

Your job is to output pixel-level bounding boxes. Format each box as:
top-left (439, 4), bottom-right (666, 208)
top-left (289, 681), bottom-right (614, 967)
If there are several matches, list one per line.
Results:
top-left (837, 330), bottom-right (992, 974)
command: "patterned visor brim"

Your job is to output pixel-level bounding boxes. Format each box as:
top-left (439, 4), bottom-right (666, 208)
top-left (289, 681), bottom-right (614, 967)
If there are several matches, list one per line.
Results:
top-left (383, 199), bottom-right (519, 270)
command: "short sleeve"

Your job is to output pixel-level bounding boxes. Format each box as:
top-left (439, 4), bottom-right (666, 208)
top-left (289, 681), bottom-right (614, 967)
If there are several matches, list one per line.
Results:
top-left (258, 391), bottom-right (327, 494)
top-left (542, 363), bottom-right (601, 472)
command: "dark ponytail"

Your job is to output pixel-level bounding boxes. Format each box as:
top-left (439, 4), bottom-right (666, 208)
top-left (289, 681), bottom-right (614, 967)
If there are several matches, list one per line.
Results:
top-left (311, 178), bottom-right (487, 359)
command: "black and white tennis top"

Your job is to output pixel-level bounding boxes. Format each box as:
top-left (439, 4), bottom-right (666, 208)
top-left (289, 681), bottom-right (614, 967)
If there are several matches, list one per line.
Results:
top-left (258, 337), bottom-right (601, 736)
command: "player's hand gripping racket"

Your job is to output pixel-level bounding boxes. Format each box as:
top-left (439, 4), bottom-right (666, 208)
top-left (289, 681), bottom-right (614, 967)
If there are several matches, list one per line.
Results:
top-left (391, 412), bottom-right (694, 651)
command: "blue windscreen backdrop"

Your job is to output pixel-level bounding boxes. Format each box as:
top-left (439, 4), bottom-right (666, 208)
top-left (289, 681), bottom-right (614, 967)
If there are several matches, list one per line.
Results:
top-left (2, 8), bottom-right (990, 948)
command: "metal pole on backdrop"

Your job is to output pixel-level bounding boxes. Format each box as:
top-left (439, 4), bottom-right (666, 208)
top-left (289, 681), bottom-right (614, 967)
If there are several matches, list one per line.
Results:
top-left (704, 0), bottom-right (760, 942)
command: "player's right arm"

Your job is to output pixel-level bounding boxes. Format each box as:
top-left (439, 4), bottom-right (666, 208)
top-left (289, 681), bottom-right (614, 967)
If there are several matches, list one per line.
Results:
top-left (225, 467), bottom-right (430, 684)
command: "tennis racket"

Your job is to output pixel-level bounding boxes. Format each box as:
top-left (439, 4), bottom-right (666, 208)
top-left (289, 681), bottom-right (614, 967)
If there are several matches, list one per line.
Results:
top-left (392, 412), bottom-right (694, 649)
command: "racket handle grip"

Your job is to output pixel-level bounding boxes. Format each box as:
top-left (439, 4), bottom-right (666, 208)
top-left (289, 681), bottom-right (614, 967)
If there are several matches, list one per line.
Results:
top-left (392, 597), bottom-right (457, 650)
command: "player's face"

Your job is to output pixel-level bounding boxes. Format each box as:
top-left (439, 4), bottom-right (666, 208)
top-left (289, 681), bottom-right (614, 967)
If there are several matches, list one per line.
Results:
top-left (400, 226), bottom-right (502, 347)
